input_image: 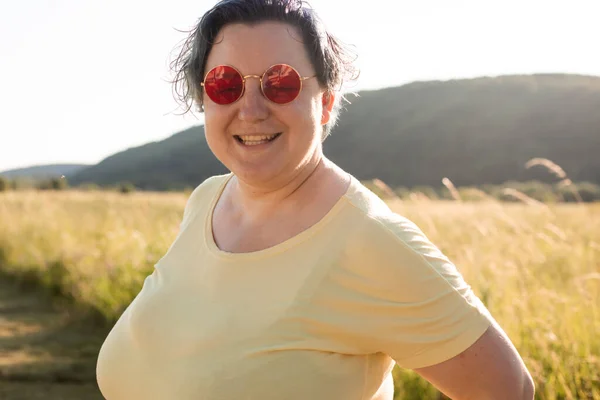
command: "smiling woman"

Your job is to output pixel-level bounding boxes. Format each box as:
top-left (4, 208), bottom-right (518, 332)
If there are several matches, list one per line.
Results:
top-left (95, 1), bottom-right (534, 399)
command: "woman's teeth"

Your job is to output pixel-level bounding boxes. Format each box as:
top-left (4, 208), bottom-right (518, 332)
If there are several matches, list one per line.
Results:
top-left (236, 133), bottom-right (280, 146)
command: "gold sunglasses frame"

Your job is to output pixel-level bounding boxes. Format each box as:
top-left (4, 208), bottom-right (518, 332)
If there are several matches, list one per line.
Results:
top-left (200, 63), bottom-right (317, 105)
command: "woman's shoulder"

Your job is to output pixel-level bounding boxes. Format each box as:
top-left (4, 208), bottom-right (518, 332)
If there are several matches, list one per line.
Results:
top-left (342, 180), bottom-right (453, 284)
top-left (187, 173), bottom-right (231, 199)
top-left (337, 182), bottom-right (490, 332)
top-left (182, 173), bottom-right (232, 221)
top-left (344, 178), bottom-right (427, 246)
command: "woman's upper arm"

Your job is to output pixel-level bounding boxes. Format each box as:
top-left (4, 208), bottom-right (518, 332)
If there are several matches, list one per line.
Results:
top-left (413, 321), bottom-right (535, 400)
top-left (333, 211), bottom-right (534, 399)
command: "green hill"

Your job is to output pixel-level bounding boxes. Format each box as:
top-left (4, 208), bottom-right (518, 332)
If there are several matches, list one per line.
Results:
top-left (69, 73), bottom-right (600, 190)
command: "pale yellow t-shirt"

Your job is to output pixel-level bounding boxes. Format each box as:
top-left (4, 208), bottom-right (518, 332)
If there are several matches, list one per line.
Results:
top-left (96, 173), bottom-right (492, 400)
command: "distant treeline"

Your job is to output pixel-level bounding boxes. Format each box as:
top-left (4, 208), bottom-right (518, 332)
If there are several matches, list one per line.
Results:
top-left (0, 176), bottom-right (135, 194)
top-left (2, 175), bottom-right (598, 203)
top-left (364, 179), bottom-right (600, 203)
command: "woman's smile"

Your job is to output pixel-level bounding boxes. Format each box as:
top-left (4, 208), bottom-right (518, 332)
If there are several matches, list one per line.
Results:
top-left (234, 132), bottom-right (282, 146)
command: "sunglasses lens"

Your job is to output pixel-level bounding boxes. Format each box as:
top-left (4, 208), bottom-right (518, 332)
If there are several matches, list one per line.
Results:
top-left (203, 66), bottom-right (243, 105)
top-left (262, 64), bottom-right (302, 104)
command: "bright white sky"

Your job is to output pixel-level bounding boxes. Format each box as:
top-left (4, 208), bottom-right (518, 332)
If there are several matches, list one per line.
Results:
top-left (1, 0), bottom-right (599, 172)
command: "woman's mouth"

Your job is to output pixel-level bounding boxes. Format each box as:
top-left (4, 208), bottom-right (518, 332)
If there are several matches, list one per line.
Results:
top-left (234, 133), bottom-right (282, 146)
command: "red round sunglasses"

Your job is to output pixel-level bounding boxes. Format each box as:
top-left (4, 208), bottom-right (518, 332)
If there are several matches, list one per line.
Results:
top-left (200, 64), bottom-right (316, 105)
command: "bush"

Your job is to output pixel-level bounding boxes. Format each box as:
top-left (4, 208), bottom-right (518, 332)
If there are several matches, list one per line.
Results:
top-left (118, 182), bottom-right (136, 194)
top-left (0, 176), bottom-right (9, 192)
top-left (7, 177), bottom-right (34, 190)
top-left (38, 177), bottom-right (69, 191)
top-left (576, 182), bottom-right (600, 202)
top-left (52, 177), bottom-right (68, 190)
top-left (78, 182), bottom-right (101, 191)
top-left (556, 181), bottom-right (600, 202)
top-left (394, 187), bottom-right (411, 199)
top-left (500, 181), bottom-right (558, 203)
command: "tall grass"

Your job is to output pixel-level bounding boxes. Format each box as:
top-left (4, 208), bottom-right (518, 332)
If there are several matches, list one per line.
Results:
top-left (387, 199), bottom-right (599, 399)
top-left (0, 189), bottom-right (598, 399)
top-left (0, 190), bottom-right (186, 319)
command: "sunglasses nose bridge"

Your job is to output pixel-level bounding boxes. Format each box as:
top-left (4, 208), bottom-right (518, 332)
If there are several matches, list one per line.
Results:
top-left (240, 74), bottom-right (266, 99)
top-left (236, 74), bottom-right (270, 122)
top-left (242, 74), bottom-right (263, 90)
top-left (243, 74), bottom-right (262, 80)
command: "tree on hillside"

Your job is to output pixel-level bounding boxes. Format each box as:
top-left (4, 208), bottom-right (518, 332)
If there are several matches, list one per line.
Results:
top-left (38, 177), bottom-right (69, 190)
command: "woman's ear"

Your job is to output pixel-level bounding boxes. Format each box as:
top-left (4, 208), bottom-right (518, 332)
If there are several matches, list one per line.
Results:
top-left (320, 91), bottom-right (336, 125)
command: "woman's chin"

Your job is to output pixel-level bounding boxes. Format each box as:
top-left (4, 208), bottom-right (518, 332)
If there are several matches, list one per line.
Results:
top-left (230, 161), bottom-right (285, 186)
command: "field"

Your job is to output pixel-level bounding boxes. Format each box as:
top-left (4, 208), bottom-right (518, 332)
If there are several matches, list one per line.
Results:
top-left (0, 189), bottom-right (599, 399)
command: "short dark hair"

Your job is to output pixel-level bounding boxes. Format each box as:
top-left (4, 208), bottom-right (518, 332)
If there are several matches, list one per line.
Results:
top-left (170, 0), bottom-right (359, 139)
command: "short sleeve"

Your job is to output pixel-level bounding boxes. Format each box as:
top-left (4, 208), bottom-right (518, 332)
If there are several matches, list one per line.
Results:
top-left (180, 185), bottom-right (202, 228)
top-left (329, 212), bottom-right (493, 370)
top-left (179, 174), bottom-right (231, 231)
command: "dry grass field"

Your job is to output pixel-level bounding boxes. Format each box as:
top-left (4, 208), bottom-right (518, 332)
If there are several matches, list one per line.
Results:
top-left (0, 188), bottom-right (598, 399)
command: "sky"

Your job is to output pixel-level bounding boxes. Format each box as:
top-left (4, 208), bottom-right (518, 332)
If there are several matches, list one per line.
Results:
top-left (1, 0), bottom-right (599, 172)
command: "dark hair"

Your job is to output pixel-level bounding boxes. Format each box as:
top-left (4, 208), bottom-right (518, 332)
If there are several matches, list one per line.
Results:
top-left (170, 0), bottom-right (359, 139)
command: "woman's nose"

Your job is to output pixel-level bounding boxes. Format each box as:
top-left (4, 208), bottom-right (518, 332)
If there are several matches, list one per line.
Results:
top-left (237, 78), bottom-right (269, 123)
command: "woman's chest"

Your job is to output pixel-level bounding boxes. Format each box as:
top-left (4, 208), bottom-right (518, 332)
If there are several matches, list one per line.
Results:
top-left (96, 250), bottom-right (381, 399)
top-left (124, 271), bottom-right (294, 358)
top-left (212, 213), bottom-right (310, 253)
top-left (121, 244), bottom-right (339, 355)
top-left (211, 194), bottom-right (338, 254)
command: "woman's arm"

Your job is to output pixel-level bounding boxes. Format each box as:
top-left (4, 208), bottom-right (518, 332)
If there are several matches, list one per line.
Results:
top-left (414, 322), bottom-right (535, 400)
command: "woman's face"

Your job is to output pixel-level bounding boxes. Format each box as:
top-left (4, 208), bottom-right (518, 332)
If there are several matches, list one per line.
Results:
top-left (203, 21), bottom-right (334, 187)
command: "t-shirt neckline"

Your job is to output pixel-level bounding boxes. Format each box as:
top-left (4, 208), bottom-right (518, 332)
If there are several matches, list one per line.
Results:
top-left (203, 172), bottom-right (356, 261)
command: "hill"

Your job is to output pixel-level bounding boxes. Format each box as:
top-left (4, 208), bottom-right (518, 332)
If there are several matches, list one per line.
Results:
top-left (69, 73), bottom-right (600, 190)
top-left (68, 129), bottom-right (222, 191)
top-left (0, 164), bottom-right (89, 180)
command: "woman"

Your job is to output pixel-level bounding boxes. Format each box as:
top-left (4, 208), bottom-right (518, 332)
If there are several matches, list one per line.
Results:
top-left (96, 1), bottom-right (534, 399)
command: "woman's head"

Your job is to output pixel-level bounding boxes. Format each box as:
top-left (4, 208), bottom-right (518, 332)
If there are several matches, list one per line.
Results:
top-left (171, 0), bottom-right (358, 141)
top-left (170, 0), bottom-right (358, 186)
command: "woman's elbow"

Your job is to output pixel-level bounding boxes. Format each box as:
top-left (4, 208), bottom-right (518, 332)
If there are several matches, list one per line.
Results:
top-left (470, 373), bottom-right (535, 400)
top-left (520, 373), bottom-right (535, 400)
top-left (495, 370), bottom-right (535, 400)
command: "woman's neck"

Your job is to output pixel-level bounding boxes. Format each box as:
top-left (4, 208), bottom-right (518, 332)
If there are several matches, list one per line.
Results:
top-left (228, 152), bottom-right (334, 222)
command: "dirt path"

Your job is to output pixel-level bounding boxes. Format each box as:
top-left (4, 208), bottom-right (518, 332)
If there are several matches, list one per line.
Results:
top-left (0, 276), bottom-right (108, 399)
